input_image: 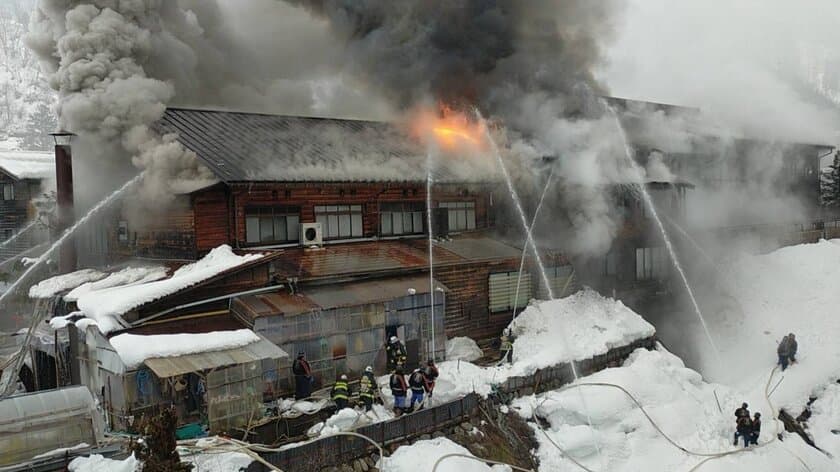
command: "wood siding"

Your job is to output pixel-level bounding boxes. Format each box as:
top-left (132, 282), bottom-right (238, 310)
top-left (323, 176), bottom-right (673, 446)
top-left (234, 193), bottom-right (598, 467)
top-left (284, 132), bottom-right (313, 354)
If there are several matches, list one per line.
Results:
top-left (192, 182), bottom-right (493, 253)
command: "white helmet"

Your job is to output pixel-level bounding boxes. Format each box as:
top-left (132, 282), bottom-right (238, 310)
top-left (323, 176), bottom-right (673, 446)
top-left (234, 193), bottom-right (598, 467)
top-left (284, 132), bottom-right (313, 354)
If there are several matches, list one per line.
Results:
top-left (340, 374), bottom-right (348, 380)
top-left (365, 366), bottom-right (373, 373)
top-left (390, 336), bottom-right (398, 343)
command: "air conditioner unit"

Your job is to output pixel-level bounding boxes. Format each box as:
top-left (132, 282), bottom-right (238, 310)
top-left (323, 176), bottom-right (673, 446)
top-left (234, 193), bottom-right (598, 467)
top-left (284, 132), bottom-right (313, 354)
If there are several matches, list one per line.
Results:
top-left (300, 222), bottom-right (323, 246)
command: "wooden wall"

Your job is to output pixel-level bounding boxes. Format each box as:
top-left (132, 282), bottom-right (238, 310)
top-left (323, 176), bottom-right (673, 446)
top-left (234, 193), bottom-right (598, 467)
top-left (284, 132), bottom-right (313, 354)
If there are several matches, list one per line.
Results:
top-left (434, 258), bottom-right (520, 341)
top-left (193, 182), bottom-right (494, 254)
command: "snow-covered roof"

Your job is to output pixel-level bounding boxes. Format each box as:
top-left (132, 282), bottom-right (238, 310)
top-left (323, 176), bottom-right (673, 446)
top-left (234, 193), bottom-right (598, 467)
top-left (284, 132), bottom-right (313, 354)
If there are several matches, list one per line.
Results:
top-left (29, 269), bottom-right (106, 299)
top-left (76, 246), bottom-right (262, 333)
top-left (108, 329), bottom-right (283, 372)
top-left (0, 150), bottom-right (54, 180)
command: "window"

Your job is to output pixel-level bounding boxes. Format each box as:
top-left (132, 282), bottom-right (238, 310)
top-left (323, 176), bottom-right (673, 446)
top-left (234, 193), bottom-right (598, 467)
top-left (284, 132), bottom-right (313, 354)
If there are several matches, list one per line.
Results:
top-left (245, 207), bottom-right (300, 244)
top-left (635, 247), bottom-right (667, 280)
top-left (380, 203), bottom-right (424, 236)
top-left (315, 205), bottom-right (363, 239)
top-left (489, 271), bottom-right (532, 313)
top-left (439, 201), bottom-right (476, 232)
top-left (537, 265), bottom-right (575, 299)
top-left (603, 252), bottom-right (617, 276)
top-left (1, 184), bottom-right (14, 201)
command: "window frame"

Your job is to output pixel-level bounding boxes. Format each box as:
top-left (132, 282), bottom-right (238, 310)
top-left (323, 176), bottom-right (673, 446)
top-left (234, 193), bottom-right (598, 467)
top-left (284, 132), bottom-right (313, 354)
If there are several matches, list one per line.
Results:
top-left (379, 202), bottom-right (425, 236)
top-left (1, 183), bottom-right (14, 201)
top-left (635, 246), bottom-right (667, 281)
top-left (244, 206), bottom-right (301, 245)
top-left (439, 201), bottom-right (476, 232)
top-left (489, 271), bottom-right (532, 313)
top-left (314, 204), bottom-right (364, 240)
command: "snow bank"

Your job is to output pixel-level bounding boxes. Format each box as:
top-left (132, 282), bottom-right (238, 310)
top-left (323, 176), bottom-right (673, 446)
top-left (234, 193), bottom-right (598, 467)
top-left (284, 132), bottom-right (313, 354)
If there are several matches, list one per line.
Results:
top-left (382, 437), bottom-right (511, 472)
top-left (68, 454), bottom-right (139, 472)
top-left (109, 329), bottom-right (261, 369)
top-left (509, 289), bottom-right (655, 374)
top-left (65, 266), bottom-right (167, 302)
top-left (29, 269), bottom-right (105, 298)
top-left (307, 405), bottom-right (394, 437)
top-left (383, 289), bottom-right (655, 407)
top-left (76, 245), bottom-right (262, 333)
top-left (686, 239), bottom-right (840, 414)
top-left (446, 336), bottom-right (483, 362)
top-left (511, 347), bottom-right (835, 472)
top-left (177, 437), bottom-right (253, 472)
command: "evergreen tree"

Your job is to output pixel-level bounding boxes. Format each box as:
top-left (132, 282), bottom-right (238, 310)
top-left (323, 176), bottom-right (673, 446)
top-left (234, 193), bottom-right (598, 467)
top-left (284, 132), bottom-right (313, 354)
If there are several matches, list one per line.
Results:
top-left (130, 407), bottom-right (193, 472)
top-left (821, 151), bottom-right (840, 207)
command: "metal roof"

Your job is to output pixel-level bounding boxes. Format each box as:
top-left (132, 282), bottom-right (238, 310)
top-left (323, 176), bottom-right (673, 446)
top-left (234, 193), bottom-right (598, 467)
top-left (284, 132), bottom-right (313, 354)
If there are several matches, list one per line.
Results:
top-left (234, 274), bottom-right (448, 320)
top-left (435, 236), bottom-right (523, 261)
top-left (142, 335), bottom-right (287, 378)
top-left (155, 108), bottom-right (499, 184)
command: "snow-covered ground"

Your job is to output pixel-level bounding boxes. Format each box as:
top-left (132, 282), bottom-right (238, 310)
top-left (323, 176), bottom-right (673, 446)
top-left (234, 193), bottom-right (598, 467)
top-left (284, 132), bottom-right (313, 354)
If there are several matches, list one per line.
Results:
top-left (511, 346), bottom-right (835, 471)
top-left (380, 437), bottom-right (511, 472)
top-left (654, 239), bottom-right (840, 458)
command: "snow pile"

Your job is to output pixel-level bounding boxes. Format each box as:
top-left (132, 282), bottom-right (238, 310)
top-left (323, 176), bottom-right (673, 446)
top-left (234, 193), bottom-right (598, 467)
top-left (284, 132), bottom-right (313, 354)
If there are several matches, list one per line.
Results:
top-left (511, 347), bottom-right (835, 471)
top-left (508, 289), bottom-right (655, 374)
top-left (65, 266), bottom-right (167, 301)
top-left (29, 269), bottom-right (105, 298)
top-left (109, 329), bottom-right (261, 369)
top-left (76, 245), bottom-right (262, 333)
top-left (68, 454), bottom-right (139, 472)
top-left (807, 383), bottom-right (840, 459)
top-left (382, 289), bottom-right (655, 407)
top-left (177, 437), bottom-right (253, 471)
top-left (382, 437), bottom-right (511, 472)
top-left (307, 405), bottom-right (394, 437)
top-left (446, 336), bottom-right (484, 362)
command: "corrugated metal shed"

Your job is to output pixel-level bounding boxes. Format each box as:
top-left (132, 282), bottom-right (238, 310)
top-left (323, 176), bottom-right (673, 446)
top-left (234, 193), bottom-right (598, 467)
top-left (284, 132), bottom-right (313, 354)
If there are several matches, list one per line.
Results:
top-left (142, 335), bottom-right (287, 378)
top-left (234, 275), bottom-right (448, 320)
top-left (155, 108), bottom-right (498, 184)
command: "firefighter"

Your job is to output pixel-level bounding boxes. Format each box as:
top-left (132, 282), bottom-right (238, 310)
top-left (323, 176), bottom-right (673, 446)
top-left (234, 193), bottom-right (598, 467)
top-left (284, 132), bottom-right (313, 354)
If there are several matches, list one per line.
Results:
top-left (408, 368), bottom-right (426, 411)
top-left (500, 329), bottom-right (513, 363)
top-left (389, 367), bottom-right (408, 416)
top-left (359, 366), bottom-right (378, 412)
top-left (778, 333), bottom-right (798, 371)
top-left (331, 374), bottom-right (350, 410)
top-left (750, 412), bottom-right (762, 445)
top-left (423, 359), bottom-right (439, 397)
top-left (733, 402), bottom-right (751, 446)
top-left (292, 351), bottom-right (313, 400)
top-left (386, 335), bottom-right (407, 372)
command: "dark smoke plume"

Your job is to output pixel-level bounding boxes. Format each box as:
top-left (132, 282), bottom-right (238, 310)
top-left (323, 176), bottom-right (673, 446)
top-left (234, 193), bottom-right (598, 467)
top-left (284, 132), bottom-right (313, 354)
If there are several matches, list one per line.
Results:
top-left (287, 0), bottom-right (629, 255)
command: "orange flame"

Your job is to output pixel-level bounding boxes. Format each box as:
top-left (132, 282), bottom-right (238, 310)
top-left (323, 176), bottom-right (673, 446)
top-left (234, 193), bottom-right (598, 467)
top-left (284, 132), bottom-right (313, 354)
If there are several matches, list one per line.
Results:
top-left (408, 106), bottom-right (486, 151)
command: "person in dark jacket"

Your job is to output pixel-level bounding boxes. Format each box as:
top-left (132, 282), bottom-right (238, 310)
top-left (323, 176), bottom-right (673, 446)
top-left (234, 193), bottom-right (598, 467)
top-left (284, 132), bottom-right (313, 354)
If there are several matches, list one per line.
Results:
top-left (749, 412), bottom-right (761, 445)
top-left (422, 360), bottom-right (439, 397)
top-left (734, 403), bottom-right (750, 446)
top-left (386, 336), bottom-right (407, 372)
top-left (331, 374), bottom-right (350, 410)
top-left (778, 333), bottom-right (798, 371)
top-left (359, 366), bottom-right (378, 412)
top-left (408, 368), bottom-right (426, 411)
top-left (292, 352), bottom-right (313, 400)
top-left (389, 367), bottom-right (408, 416)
